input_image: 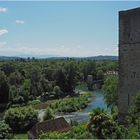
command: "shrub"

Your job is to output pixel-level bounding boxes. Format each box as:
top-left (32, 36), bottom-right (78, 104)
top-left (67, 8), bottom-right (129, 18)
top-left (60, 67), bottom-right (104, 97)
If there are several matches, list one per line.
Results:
top-left (69, 124), bottom-right (93, 139)
top-left (102, 75), bottom-right (118, 110)
top-left (39, 124), bottom-right (93, 139)
top-left (4, 106), bottom-right (38, 132)
top-left (0, 121), bottom-right (13, 139)
top-left (39, 131), bottom-right (69, 139)
top-left (87, 108), bottom-right (127, 139)
top-left (43, 107), bottom-right (54, 121)
top-left (48, 93), bottom-right (90, 113)
top-left (53, 86), bottom-right (62, 98)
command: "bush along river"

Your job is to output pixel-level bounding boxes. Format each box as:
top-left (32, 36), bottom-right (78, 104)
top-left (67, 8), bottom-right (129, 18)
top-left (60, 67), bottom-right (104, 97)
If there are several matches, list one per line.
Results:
top-left (56, 89), bottom-right (108, 123)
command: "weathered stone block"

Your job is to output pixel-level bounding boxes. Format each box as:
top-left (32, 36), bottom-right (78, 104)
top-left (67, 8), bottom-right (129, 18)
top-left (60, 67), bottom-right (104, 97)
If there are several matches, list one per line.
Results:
top-left (119, 8), bottom-right (140, 44)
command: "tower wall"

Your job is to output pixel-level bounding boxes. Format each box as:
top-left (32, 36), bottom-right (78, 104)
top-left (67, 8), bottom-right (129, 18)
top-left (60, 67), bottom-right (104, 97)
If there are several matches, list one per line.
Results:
top-left (119, 8), bottom-right (140, 118)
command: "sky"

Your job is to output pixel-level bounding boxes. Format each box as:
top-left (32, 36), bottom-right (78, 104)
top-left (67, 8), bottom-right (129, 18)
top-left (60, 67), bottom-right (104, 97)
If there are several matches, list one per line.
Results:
top-left (0, 1), bottom-right (140, 57)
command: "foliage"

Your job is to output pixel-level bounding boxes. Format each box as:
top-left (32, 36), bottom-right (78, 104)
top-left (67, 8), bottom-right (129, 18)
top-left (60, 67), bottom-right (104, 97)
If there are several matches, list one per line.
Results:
top-left (0, 60), bottom-right (118, 107)
top-left (0, 121), bottom-right (13, 139)
top-left (49, 93), bottom-right (91, 113)
top-left (39, 124), bottom-right (93, 139)
top-left (69, 124), bottom-right (93, 139)
top-left (127, 117), bottom-right (140, 139)
top-left (13, 133), bottom-right (28, 139)
top-left (87, 108), bottom-right (127, 139)
top-left (102, 75), bottom-right (118, 109)
top-left (43, 107), bottom-right (54, 121)
top-left (4, 106), bottom-right (38, 132)
top-left (53, 86), bottom-right (62, 98)
top-left (39, 131), bottom-right (69, 139)
top-left (126, 91), bottom-right (140, 138)
top-left (0, 70), bottom-right (9, 103)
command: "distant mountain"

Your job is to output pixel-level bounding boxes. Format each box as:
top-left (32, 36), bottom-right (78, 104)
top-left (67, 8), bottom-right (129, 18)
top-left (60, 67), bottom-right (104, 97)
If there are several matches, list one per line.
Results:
top-left (0, 56), bottom-right (22, 61)
top-left (0, 55), bottom-right (118, 61)
top-left (81, 55), bottom-right (118, 60)
top-left (46, 55), bottom-right (118, 61)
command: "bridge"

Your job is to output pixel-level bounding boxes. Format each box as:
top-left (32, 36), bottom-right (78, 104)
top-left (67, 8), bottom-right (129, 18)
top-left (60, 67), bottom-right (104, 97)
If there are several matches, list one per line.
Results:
top-left (92, 79), bottom-right (103, 84)
top-left (87, 75), bottom-right (104, 90)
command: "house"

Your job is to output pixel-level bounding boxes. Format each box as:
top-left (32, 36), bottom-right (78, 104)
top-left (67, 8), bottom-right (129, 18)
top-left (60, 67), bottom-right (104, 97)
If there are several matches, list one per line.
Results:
top-left (28, 117), bottom-right (71, 139)
top-left (104, 70), bottom-right (118, 76)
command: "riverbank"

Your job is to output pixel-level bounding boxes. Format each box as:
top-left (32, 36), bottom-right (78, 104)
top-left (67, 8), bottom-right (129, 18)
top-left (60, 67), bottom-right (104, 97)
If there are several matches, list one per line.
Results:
top-left (55, 89), bottom-right (108, 123)
top-left (38, 89), bottom-right (108, 124)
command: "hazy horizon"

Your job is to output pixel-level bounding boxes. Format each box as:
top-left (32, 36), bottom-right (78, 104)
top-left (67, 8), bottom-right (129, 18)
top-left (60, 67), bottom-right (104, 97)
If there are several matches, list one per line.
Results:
top-left (0, 1), bottom-right (140, 57)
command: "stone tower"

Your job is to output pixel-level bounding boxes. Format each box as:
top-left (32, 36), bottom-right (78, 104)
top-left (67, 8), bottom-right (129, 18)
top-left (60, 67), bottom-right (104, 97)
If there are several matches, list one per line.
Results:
top-left (119, 8), bottom-right (140, 120)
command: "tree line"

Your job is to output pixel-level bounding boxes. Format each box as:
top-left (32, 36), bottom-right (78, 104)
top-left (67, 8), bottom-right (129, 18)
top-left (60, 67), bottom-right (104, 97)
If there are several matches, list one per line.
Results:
top-left (0, 59), bottom-right (118, 107)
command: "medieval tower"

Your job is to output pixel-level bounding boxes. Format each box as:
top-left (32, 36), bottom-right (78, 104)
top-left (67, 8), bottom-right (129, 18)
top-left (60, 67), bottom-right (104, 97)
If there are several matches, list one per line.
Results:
top-left (118, 8), bottom-right (140, 119)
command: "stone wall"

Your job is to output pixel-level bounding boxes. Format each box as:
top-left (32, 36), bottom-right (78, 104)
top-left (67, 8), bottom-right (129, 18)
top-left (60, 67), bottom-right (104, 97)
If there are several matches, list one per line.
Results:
top-left (119, 8), bottom-right (140, 118)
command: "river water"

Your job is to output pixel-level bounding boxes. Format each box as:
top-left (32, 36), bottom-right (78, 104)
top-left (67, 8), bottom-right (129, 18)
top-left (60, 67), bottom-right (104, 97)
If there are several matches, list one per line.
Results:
top-left (56, 90), bottom-right (108, 123)
top-left (0, 90), bottom-right (107, 123)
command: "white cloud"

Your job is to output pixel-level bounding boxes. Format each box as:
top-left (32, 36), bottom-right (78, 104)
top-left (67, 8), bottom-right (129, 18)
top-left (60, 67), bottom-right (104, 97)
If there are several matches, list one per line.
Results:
top-left (0, 29), bottom-right (8, 36)
top-left (15, 20), bottom-right (25, 24)
top-left (0, 44), bottom-right (118, 57)
top-left (0, 7), bottom-right (7, 13)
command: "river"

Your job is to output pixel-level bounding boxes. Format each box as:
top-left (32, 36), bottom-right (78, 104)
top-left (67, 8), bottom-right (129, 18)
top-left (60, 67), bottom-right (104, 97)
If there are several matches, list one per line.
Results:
top-left (0, 90), bottom-right (107, 123)
top-left (56, 89), bottom-right (108, 123)
top-left (38, 90), bottom-right (108, 123)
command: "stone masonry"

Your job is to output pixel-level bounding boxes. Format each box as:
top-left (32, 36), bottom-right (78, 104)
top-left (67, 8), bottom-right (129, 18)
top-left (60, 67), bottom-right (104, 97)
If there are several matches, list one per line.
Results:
top-left (119, 8), bottom-right (140, 120)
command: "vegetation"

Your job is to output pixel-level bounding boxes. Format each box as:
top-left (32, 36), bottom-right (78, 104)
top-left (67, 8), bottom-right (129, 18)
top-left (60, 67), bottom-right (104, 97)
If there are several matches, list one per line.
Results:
top-left (13, 133), bottom-right (28, 139)
top-left (0, 60), bottom-right (118, 108)
top-left (43, 107), bottom-right (54, 121)
top-left (39, 124), bottom-right (93, 139)
top-left (39, 131), bottom-right (69, 139)
top-left (0, 59), bottom-right (119, 139)
top-left (126, 91), bottom-right (140, 138)
top-left (69, 124), bottom-right (93, 139)
top-left (4, 106), bottom-right (38, 133)
top-left (102, 75), bottom-right (118, 110)
top-left (48, 93), bottom-right (91, 113)
top-left (87, 108), bottom-right (127, 139)
top-left (0, 121), bottom-right (13, 139)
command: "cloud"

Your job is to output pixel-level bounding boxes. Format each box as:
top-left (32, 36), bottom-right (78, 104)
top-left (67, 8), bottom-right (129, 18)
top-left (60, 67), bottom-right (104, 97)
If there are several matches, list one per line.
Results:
top-left (15, 20), bottom-right (25, 24)
top-left (0, 7), bottom-right (7, 13)
top-left (0, 45), bottom-right (117, 57)
top-left (0, 29), bottom-right (8, 36)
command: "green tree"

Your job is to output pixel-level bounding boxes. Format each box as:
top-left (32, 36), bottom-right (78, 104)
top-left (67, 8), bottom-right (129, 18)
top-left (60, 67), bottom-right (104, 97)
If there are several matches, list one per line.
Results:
top-left (19, 79), bottom-right (31, 103)
top-left (96, 69), bottom-right (104, 79)
top-left (9, 85), bottom-right (19, 102)
top-left (87, 108), bottom-right (127, 139)
top-left (127, 91), bottom-right (140, 138)
top-left (69, 124), bottom-right (93, 139)
top-left (4, 106), bottom-right (38, 132)
top-left (102, 75), bottom-right (118, 109)
top-left (53, 86), bottom-right (62, 98)
top-left (64, 62), bottom-right (78, 95)
top-left (0, 71), bottom-right (9, 103)
top-left (0, 121), bottom-right (13, 139)
top-left (80, 61), bottom-right (96, 81)
top-left (43, 107), bottom-right (54, 121)
top-left (1, 62), bottom-right (15, 76)
top-left (9, 71), bottom-right (23, 86)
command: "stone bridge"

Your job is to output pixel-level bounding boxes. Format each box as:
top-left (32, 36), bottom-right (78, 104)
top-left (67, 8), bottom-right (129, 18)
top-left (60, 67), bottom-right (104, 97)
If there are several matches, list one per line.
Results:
top-left (86, 75), bottom-right (103, 90)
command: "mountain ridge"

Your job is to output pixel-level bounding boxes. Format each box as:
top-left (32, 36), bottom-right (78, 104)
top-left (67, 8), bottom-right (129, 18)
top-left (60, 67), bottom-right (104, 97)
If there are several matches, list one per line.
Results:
top-left (0, 55), bottom-right (118, 61)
